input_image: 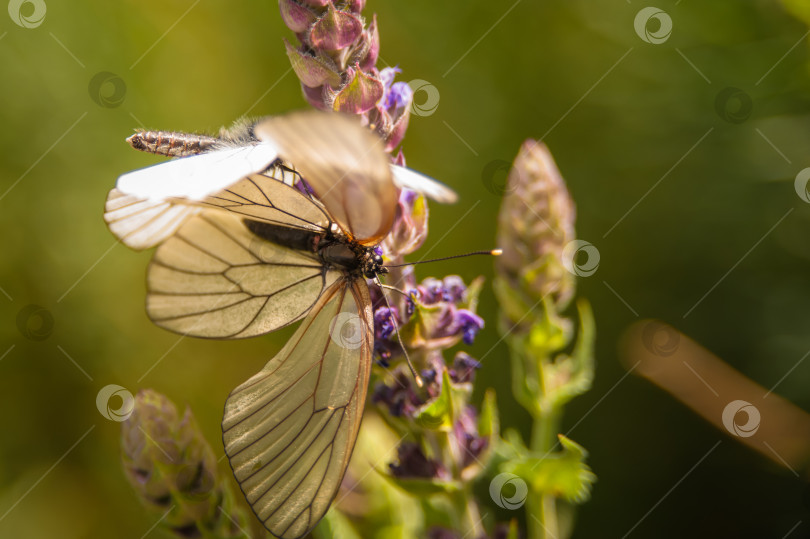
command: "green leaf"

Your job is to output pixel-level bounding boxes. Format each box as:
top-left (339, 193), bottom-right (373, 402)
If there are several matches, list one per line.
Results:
top-left (527, 295), bottom-right (571, 358)
top-left (543, 299), bottom-right (596, 408)
top-left (378, 470), bottom-right (462, 496)
top-left (414, 369), bottom-right (454, 430)
top-left (478, 389), bottom-right (500, 440)
top-left (502, 435), bottom-right (596, 504)
top-left (314, 507), bottom-right (363, 539)
top-left (413, 369), bottom-right (472, 431)
top-left (463, 276), bottom-right (485, 312)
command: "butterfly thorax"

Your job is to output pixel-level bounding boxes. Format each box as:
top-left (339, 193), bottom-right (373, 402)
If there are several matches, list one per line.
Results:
top-left (317, 225), bottom-right (386, 279)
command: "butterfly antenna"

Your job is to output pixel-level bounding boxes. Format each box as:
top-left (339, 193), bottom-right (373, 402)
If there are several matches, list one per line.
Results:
top-left (385, 249), bottom-right (501, 269)
top-left (374, 275), bottom-right (423, 388)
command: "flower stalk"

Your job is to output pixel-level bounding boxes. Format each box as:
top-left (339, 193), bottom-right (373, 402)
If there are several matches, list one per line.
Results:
top-left (494, 141), bottom-right (597, 539)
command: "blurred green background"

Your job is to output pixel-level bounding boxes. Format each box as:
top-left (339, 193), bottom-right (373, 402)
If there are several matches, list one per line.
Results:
top-left (2, 0), bottom-right (810, 537)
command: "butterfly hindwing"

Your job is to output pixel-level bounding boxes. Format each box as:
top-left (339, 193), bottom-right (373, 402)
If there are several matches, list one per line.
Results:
top-left (147, 209), bottom-right (339, 339)
top-left (222, 278), bottom-right (373, 539)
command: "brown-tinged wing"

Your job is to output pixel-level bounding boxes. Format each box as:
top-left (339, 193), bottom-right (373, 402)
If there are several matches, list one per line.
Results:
top-left (253, 111), bottom-right (398, 244)
top-left (222, 277), bottom-right (373, 538)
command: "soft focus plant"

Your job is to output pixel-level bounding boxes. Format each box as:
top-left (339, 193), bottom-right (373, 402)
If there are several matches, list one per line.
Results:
top-left (121, 390), bottom-right (252, 539)
top-left (492, 141), bottom-right (597, 539)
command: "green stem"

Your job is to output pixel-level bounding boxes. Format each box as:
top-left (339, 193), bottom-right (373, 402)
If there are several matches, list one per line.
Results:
top-left (451, 486), bottom-right (484, 538)
top-left (527, 359), bottom-right (562, 539)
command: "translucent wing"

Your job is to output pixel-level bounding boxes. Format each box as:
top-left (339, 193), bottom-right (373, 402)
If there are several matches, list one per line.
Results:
top-left (222, 278), bottom-right (372, 539)
top-left (391, 165), bottom-right (458, 204)
top-left (254, 111), bottom-right (398, 244)
top-left (147, 209), bottom-right (338, 338)
top-left (103, 188), bottom-right (202, 250)
top-left (116, 143), bottom-right (279, 201)
top-left (198, 174), bottom-right (330, 234)
top-left (105, 164), bottom-right (325, 249)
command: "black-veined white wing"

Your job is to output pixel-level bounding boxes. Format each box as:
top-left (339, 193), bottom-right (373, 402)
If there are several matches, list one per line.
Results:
top-left (222, 278), bottom-right (373, 539)
top-left (116, 143), bottom-right (279, 201)
top-left (198, 174), bottom-right (330, 234)
top-left (104, 153), bottom-right (311, 250)
top-left (147, 207), bottom-right (339, 339)
top-left (391, 164), bottom-right (458, 204)
top-left (104, 188), bottom-right (202, 250)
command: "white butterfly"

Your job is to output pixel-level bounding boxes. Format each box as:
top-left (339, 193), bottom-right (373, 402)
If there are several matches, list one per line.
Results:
top-left (104, 111), bottom-right (456, 538)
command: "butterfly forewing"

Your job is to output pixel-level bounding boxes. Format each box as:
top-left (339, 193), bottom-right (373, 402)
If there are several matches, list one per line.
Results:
top-left (147, 209), bottom-right (339, 339)
top-left (104, 189), bottom-right (202, 250)
top-left (116, 143), bottom-right (279, 201)
top-left (222, 278), bottom-right (373, 539)
top-left (254, 111), bottom-right (398, 244)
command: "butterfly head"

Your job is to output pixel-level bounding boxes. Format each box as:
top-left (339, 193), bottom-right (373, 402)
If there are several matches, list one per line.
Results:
top-left (362, 246), bottom-right (387, 279)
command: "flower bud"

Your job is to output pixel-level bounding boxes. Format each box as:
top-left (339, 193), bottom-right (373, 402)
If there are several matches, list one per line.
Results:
top-left (382, 188), bottom-right (428, 257)
top-left (284, 39), bottom-right (341, 88)
top-left (121, 390), bottom-right (249, 538)
top-left (333, 65), bottom-right (384, 114)
top-left (309, 3), bottom-right (363, 51)
top-left (496, 140), bottom-right (577, 320)
top-left (278, 0), bottom-right (317, 33)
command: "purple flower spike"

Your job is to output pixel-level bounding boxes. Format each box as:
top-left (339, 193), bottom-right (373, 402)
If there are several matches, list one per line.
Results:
top-left (442, 275), bottom-right (467, 303)
top-left (383, 187), bottom-right (428, 257)
top-left (390, 442), bottom-right (447, 480)
top-left (453, 406), bottom-right (488, 469)
top-left (451, 352), bottom-right (481, 383)
top-left (420, 278), bottom-right (445, 304)
top-left (278, 0), bottom-right (317, 33)
top-left (378, 66), bottom-right (402, 90)
top-left (374, 306), bottom-right (398, 340)
top-left (372, 373), bottom-right (423, 417)
top-left (309, 3), bottom-right (363, 51)
top-left (454, 309), bottom-right (484, 345)
top-left (386, 81), bottom-right (413, 112)
top-left (332, 65), bottom-right (384, 114)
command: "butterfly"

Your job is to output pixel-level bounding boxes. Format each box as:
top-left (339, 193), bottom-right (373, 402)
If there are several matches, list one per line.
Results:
top-left (104, 110), bottom-right (457, 538)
